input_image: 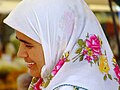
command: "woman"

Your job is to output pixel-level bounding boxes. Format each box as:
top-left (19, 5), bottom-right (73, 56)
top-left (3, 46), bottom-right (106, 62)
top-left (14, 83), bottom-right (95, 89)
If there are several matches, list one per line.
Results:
top-left (3, 0), bottom-right (120, 90)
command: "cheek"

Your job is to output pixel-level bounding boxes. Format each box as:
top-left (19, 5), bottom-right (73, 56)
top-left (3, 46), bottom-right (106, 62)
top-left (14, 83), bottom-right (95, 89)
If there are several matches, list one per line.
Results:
top-left (28, 48), bottom-right (45, 69)
top-left (28, 49), bottom-right (41, 63)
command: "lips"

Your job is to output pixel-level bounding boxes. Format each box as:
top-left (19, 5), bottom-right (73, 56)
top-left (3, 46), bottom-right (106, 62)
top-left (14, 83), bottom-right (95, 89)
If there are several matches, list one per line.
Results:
top-left (26, 62), bottom-right (36, 68)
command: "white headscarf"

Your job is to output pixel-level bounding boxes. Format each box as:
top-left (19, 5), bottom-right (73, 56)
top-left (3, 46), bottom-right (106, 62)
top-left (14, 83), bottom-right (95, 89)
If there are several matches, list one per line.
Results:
top-left (4, 0), bottom-right (119, 90)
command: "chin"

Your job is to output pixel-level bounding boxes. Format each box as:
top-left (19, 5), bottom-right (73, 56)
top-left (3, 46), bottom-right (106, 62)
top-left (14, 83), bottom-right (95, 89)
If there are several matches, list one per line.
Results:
top-left (28, 69), bottom-right (41, 78)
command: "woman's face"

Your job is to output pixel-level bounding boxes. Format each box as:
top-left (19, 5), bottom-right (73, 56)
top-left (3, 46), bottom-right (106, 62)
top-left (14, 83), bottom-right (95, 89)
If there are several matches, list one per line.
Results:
top-left (16, 31), bottom-right (45, 77)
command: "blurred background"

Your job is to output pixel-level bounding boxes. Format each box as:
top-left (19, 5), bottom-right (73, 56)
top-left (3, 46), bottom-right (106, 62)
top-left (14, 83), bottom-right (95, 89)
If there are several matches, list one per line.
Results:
top-left (0, 0), bottom-right (120, 89)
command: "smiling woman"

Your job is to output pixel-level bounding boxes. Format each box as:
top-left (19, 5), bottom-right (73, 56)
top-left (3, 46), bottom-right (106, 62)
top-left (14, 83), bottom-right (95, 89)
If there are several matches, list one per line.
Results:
top-left (16, 31), bottom-right (45, 78)
top-left (3, 0), bottom-right (120, 90)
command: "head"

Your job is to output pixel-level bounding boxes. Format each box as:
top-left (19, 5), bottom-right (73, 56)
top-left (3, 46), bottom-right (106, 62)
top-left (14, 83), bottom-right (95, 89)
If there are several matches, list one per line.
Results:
top-left (16, 31), bottom-right (45, 77)
top-left (4, 0), bottom-right (85, 78)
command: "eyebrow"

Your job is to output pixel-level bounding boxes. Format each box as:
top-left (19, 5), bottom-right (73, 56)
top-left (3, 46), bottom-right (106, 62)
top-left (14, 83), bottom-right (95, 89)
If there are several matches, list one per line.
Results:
top-left (16, 36), bottom-right (32, 44)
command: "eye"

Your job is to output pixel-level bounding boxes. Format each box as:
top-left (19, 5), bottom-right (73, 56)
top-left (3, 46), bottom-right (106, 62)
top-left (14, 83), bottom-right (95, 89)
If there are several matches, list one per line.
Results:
top-left (25, 44), bottom-right (33, 48)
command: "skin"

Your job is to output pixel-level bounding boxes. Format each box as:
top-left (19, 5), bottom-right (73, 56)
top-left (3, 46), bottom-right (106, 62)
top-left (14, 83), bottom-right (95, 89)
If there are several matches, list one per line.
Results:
top-left (16, 31), bottom-right (45, 77)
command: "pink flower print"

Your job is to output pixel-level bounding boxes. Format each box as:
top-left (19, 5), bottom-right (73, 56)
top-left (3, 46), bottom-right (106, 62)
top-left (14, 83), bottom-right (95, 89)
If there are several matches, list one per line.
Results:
top-left (92, 54), bottom-right (98, 60)
top-left (85, 55), bottom-right (92, 63)
top-left (52, 58), bottom-right (66, 76)
top-left (86, 35), bottom-right (101, 55)
top-left (82, 50), bottom-right (88, 55)
top-left (34, 78), bottom-right (43, 90)
top-left (114, 64), bottom-right (120, 84)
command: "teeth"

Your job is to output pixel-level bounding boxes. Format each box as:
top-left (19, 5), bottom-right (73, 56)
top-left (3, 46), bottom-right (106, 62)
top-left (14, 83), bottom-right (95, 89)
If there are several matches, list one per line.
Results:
top-left (27, 62), bottom-right (35, 65)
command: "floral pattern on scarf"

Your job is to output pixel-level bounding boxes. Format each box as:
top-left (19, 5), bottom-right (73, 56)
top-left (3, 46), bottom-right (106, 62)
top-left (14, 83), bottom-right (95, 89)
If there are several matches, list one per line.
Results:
top-left (75, 34), bottom-right (102, 63)
top-left (75, 33), bottom-right (112, 80)
top-left (113, 57), bottom-right (120, 89)
top-left (75, 33), bottom-right (120, 89)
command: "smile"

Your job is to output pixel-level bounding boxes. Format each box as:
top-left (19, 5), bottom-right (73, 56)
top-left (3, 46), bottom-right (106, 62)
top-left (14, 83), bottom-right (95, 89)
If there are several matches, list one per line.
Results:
top-left (26, 62), bottom-right (36, 68)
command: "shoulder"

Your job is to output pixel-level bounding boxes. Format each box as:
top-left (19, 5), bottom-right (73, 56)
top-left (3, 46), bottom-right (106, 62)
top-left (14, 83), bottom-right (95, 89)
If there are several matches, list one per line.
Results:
top-left (53, 84), bottom-right (88, 90)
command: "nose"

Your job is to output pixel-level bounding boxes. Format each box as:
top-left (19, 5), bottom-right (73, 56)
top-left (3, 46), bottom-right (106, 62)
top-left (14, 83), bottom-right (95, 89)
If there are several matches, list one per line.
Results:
top-left (17, 43), bottom-right (28, 58)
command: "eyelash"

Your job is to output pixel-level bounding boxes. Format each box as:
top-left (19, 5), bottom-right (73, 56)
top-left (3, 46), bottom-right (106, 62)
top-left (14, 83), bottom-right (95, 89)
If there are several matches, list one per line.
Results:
top-left (25, 45), bottom-right (33, 48)
top-left (20, 42), bottom-right (33, 48)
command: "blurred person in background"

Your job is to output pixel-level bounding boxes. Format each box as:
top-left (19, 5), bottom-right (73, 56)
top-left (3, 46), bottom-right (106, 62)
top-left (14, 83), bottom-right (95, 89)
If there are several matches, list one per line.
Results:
top-left (17, 73), bottom-right (32, 90)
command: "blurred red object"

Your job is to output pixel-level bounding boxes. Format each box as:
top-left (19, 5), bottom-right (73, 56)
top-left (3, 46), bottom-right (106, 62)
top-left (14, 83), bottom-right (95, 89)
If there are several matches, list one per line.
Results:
top-left (106, 22), bottom-right (120, 36)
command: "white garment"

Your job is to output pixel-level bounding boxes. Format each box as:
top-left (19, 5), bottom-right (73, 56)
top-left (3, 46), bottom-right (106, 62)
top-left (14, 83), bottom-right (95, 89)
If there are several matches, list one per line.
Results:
top-left (4, 0), bottom-right (119, 90)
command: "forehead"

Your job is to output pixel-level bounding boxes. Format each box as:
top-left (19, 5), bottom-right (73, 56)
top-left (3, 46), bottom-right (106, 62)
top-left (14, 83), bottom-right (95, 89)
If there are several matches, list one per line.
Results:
top-left (16, 31), bottom-right (38, 44)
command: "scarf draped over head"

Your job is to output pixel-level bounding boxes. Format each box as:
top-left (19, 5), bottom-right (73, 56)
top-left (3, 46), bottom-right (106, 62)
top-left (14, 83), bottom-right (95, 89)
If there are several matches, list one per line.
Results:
top-left (4, 0), bottom-right (120, 90)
